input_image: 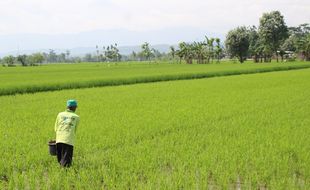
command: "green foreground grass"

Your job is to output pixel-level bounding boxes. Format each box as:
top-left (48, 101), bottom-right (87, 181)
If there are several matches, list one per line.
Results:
top-left (0, 68), bottom-right (309, 189)
top-left (0, 61), bottom-right (310, 96)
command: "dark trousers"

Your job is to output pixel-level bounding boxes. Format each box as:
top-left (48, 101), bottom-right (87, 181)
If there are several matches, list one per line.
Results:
top-left (56, 143), bottom-right (74, 167)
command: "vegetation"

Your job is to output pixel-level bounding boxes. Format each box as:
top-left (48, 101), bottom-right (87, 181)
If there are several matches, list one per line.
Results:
top-left (0, 7), bottom-right (309, 189)
top-left (258, 11), bottom-right (289, 62)
top-left (0, 61), bottom-right (309, 96)
top-left (226, 11), bottom-right (309, 63)
top-left (2, 55), bottom-right (15, 66)
top-left (1, 68), bottom-right (310, 189)
top-left (175, 37), bottom-right (224, 64)
top-left (225, 27), bottom-right (250, 63)
top-left (1, 12), bottom-right (309, 66)
top-left (140, 42), bottom-right (154, 61)
top-left (281, 24), bottom-right (310, 61)
top-left (96, 44), bottom-right (122, 62)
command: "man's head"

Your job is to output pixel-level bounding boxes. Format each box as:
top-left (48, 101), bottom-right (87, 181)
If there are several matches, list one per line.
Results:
top-left (67, 99), bottom-right (77, 112)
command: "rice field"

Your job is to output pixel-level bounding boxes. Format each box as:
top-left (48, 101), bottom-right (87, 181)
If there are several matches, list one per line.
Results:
top-left (0, 61), bottom-right (309, 96)
top-left (0, 65), bottom-right (309, 189)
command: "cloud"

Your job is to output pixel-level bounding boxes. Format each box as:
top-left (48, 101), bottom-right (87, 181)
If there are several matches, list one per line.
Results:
top-left (0, 0), bottom-right (308, 35)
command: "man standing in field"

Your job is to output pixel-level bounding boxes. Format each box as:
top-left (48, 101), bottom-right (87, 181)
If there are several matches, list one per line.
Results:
top-left (55, 100), bottom-right (80, 167)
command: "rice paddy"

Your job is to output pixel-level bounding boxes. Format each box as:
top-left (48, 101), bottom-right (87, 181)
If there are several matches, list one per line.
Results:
top-left (0, 63), bottom-right (309, 189)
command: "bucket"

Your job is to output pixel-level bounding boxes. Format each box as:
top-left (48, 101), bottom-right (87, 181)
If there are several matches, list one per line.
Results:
top-left (48, 140), bottom-right (57, 156)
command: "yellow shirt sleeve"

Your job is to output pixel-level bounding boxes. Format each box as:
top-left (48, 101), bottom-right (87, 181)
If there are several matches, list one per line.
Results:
top-left (54, 114), bottom-right (59, 132)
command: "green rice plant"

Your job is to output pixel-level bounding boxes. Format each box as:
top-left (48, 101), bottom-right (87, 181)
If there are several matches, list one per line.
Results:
top-left (0, 68), bottom-right (310, 189)
top-left (0, 61), bottom-right (309, 96)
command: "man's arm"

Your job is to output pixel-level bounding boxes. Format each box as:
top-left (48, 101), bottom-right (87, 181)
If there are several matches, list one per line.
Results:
top-left (54, 114), bottom-right (59, 132)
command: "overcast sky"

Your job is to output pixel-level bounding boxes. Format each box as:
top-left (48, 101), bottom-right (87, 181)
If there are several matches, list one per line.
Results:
top-left (0, 0), bottom-right (309, 35)
top-left (0, 0), bottom-right (309, 54)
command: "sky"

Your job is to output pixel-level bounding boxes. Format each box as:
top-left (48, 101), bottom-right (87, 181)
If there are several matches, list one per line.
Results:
top-left (0, 0), bottom-right (309, 53)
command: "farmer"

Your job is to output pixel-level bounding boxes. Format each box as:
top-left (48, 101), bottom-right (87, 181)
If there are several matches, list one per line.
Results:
top-left (54, 100), bottom-right (80, 167)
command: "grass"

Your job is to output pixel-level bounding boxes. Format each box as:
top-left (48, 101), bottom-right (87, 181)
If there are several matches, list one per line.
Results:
top-left (0, 61), bottom-right (309, 96)
top-left (0, 68), bottom-right (309, 189)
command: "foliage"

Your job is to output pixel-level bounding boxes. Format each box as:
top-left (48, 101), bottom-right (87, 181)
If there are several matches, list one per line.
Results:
top-left (17, 55), bottom-right (28, 66)
top-left (226, 12), bottom-right (308, 63)
top-left (281, 36), bottom-right (298, 52)
top-left (140, 42), bottom-right (154, 61)
top-left (2, 55), bottom-right (15, 66)
top-left (225, 26), bottom-right (250, 63)
top-left (288, 23), bottom-right (310, 38)
top-left (258, 11), bottom-right (288, 62)
top-left (169, 46), bottom-right (176, 60)
top-left (297, 33), bottom-right (310, 61)
top-left (104, 44), bottom-right (122, 62)
top-left (45, 49), bottom-right (58, 63)
top-left (214, 38), bottom-right (223, 63)
top-left (176, 37), bottom-right (223, 64)
top-left (28, 53), bottom-right (45, 65)
top-left (5, 53), bottom-right (45, 67)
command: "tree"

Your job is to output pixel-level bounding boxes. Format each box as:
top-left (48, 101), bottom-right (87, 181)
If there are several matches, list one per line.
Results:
top-left (288, 23), bottom-right (310, 38)
top-left (297, 33), bottom-right (310, 61)
top-left (192, 41), bottom-right (206, 64)
top-left (66, 50), bottom-right (70, 62)
top-left (2, 55), bottom-right (15, 66)
top-left (206, 37), bottom-right (215, 63)
top-left (248, 26), bottom-right (262, 63)
top-left (17, 55), bottom-right (28, 66)
top-left (225, 26), bottom-right (250, 63)
top-left (286, 23), bottom-right (310, 61)
top-left (281, 36), bottom-right (298, 52)
top-left (258, 11), bottom-right (288, 62)
top-left (83, 54), bottom-right (93, 62)
top-left (214, 38), bottom-right (223, 63)
top-left (177, 42), bottom-right (195, 64)
top-left (96, 45), bottom-right (100, 62)
top-left (151, 48), bottom-right (161, 61)
top-left (129, 51), bottom-right (137, 61)
top-left (47, 49), bottom-right (57, 63)
top-left (141, 42), bottom-right (153, 62)
top-left (169, 46), bottom-right (176, 60)
top-left (31, 53), bottom-right (44, 65)
top-left (176, 42), bottom-right (186, 63)
top-left (25, 53), bottom-right (44, 66)
top-left (59, 53), bottom-right (66, 62)
top-left (104, 44), bottom-right (121, 62)
top-left (112, 43), bottom-right (121, 62)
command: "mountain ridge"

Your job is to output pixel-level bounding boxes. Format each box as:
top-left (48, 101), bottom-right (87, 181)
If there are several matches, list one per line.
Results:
top-left (0, 27), bottom-right (225, 57)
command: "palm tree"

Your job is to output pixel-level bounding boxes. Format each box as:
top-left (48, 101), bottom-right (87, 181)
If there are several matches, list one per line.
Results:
top-left (169, 46), bottom-right (176, 61)
top-left (177, 42), bottom-right (195, 64)
top-left (205, 37), bottom-right (215, 63)
top-left (192, 42), bottom-right (205, 64)
top-left (297, 34), bottom-right (310, 61)
top-left (215, 38), bottom-right (223, 63)
top-left (96, 45), bottom-right (100, 62)
top-left (141, 42), bottom-right (153, 62)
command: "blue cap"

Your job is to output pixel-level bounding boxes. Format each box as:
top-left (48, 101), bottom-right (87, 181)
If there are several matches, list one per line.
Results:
top-left (67, 99), bottom-right (77, 107)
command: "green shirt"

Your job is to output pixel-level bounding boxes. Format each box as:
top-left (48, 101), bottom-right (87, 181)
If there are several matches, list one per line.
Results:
top-left (55, 109), bottom-right (80, 146)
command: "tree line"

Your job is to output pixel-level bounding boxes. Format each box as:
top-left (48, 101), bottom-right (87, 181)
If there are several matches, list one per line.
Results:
top-left (1, 11), bottom-right (309, 66)
top-left (225, 11), bottom-right (310, 63)
top-left (0, 50), bottom-right (72, 67)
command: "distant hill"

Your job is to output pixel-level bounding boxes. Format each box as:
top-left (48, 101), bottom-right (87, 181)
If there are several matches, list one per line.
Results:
top-left (0, 27), bottom-right (224, 57)
top-left (70, 44), bottom-right (174, 56)
top-left (0, 44), bottom-right (174, 57)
